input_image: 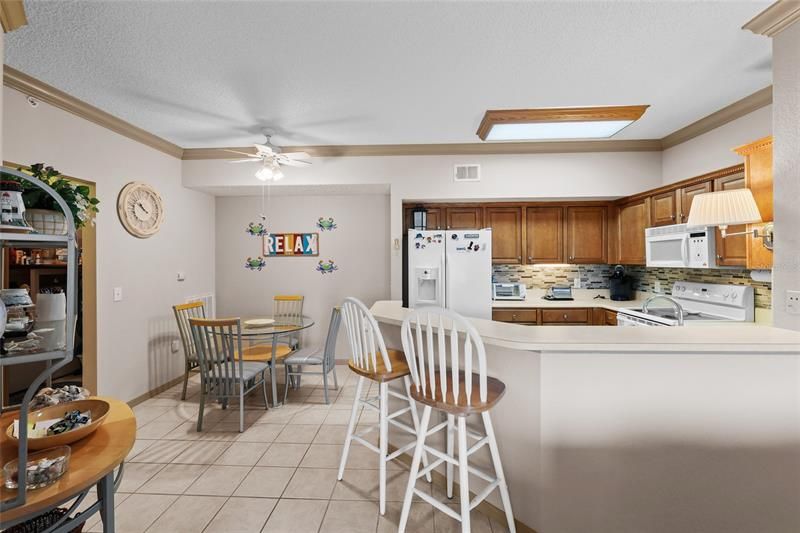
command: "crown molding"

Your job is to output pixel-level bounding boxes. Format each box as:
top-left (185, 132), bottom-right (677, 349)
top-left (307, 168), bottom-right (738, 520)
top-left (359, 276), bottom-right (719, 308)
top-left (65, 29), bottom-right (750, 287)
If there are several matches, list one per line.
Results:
top-left (0, 0), bottom-right (27, 33)
top-left (660, 86), bottom-right (772, 149)
top-left (743, 0), bottom-right (800, 37)
top-left (3, 66), bottom-right (771, 161)
top-left (182, 140), bottom-right (663, 160)
top-left (3, 65), bottom-right (184, 159)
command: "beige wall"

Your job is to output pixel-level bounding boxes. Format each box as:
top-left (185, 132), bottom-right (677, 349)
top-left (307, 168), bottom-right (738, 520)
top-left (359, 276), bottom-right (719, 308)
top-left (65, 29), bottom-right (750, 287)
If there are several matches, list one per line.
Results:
top-left (2, 86), bottom-right (216, 401)
top-left (661, 105), bottom-right (772, 184)
top-left (215, 193), bottom-right (390, 353)
top-left (186, 151), bottom-right (664, 299)
top-left (772, 22), bottom-right (800, 331)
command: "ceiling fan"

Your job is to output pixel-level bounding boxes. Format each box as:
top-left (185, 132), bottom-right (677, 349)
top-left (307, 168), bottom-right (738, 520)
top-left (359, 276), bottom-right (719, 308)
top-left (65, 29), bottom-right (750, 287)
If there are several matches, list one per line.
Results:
top-left (226, 130), bottom-right (311, 181)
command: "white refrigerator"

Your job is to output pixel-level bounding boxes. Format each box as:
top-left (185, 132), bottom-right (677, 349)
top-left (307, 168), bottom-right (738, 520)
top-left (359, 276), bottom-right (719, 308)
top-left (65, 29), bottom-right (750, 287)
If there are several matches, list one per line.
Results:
top-left (407, 229), bottom-right (492, 319)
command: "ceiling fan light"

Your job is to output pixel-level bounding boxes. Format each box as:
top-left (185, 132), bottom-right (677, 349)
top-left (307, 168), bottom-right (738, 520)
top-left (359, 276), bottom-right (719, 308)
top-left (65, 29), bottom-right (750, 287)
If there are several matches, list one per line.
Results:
top-left (255, 165), bottom-right (274, 181)
top-left (272, 166), bottom-right (285, 181)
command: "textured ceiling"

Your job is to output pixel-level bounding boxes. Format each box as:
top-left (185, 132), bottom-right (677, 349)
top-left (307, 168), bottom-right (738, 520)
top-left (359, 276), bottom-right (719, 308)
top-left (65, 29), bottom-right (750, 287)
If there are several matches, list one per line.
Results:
top-left (6, 1), bottom-right (772, 148)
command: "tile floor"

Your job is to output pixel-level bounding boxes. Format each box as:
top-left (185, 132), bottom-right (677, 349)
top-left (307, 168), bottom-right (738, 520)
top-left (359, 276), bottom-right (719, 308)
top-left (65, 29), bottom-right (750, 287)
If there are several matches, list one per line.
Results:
top-left (75, 366), bottom-right (508, 533)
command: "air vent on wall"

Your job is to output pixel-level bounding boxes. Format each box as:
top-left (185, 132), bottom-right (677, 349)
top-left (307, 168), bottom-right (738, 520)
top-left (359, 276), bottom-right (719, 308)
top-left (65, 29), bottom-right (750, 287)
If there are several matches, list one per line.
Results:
top-left (454, 164), bottom-right (480, 182)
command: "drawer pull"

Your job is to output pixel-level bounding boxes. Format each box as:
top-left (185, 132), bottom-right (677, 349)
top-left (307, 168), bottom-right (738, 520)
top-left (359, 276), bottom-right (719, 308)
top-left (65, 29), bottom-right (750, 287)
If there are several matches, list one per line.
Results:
top-left (563, 313), bottom-right (568, 320)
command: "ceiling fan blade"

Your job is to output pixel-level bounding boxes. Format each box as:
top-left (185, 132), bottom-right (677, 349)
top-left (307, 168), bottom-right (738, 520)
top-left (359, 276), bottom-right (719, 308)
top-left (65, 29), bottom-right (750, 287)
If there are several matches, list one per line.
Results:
top-left (279, 157), bottom-right (312, 167)
top-left (282, 151), bottom-right (311, 160)
top-left (223, 149), bottom-right (257, 157)
top-left (254, 143), bottom-right (275, 155)
top-left (230, 159), bottom-right (260, 163)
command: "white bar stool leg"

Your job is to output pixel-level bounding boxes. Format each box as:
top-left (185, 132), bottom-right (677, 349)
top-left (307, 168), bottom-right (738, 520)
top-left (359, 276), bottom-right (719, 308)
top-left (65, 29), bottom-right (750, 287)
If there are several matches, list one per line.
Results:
top-left (446, 413), bottom-right (455, 498)
top-left (337, 375), bottom-right (365, 480)
top-left (399, 405), bottom-right (432, 533)
top-left (483, 411), bottom-right (516, 533)
top-left (379, 381), bottom-right (389, 514)
top-left (403, 375), bottom-right (432, 483)
top-left (457, 416), bottom-right (471, 533)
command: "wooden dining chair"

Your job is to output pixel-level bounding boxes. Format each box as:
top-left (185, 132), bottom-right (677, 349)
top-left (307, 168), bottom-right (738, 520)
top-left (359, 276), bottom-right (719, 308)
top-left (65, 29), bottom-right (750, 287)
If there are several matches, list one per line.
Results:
top-left (337, 297), bottom-right (430, 515)
top-left (398, 306), bottom-right (515, 533)
top-left (189, 317), bottom-right (270, 432)
top-left (282, 306), bottom-right (341, 404)
top-left (172, 301), bottom-right (206, 400)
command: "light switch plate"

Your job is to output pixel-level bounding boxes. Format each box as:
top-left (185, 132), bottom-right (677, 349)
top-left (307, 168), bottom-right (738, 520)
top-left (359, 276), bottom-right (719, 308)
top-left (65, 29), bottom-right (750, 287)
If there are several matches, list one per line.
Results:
top-left (113, 287), bottom-right (123, 302)
top-left (787, 290), bottom-right (800, 315)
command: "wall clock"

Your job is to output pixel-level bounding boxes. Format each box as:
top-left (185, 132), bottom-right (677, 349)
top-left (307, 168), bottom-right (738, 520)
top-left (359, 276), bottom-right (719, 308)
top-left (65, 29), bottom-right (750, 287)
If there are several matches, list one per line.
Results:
top-left (117, 181), bottom-right (164, 238)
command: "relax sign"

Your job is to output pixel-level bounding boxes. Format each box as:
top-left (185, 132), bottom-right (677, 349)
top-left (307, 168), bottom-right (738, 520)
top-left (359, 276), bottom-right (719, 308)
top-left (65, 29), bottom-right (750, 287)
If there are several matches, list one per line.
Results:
top-left (264, 232), bottom-right (319, 256)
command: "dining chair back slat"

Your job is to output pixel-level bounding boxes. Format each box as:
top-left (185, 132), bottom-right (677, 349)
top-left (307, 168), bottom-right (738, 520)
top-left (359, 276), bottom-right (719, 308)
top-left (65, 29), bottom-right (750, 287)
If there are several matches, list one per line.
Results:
top-left (323, 307), bottom-right (342, 369)
top-left (190, 317), bottom-right (243, 398)
top-left (173, 301), bottom-right (206, 362)
top-left (274, 295), bottom-right (304, 326)
top-left (341, 297), bottom-right (391, 374)
top-left (401, 306), bottom-right (487, 407)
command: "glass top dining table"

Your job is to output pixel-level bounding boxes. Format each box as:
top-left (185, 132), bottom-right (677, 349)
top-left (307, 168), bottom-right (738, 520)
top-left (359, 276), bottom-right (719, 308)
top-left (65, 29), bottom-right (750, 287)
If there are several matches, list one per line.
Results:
top-left (238, 316), bottom-right (315, 407)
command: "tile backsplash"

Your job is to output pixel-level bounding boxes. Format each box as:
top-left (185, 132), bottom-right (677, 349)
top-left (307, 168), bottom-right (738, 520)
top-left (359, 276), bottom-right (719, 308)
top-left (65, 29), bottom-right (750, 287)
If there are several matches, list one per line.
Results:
top-left (492, 264), bottom-right (772, 309)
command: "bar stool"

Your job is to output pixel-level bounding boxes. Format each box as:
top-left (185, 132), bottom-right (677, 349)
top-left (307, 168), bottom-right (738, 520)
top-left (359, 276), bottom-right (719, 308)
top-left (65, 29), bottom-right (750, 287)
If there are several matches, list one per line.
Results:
top-left (398, 306), bottom-right (516, 533)
top-left (336, 297), bottom-right (430, 515)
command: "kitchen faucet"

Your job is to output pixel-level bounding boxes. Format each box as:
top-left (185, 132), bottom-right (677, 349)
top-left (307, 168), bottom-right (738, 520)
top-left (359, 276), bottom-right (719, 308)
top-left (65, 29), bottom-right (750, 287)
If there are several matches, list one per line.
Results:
top-left (643, 294), bottom-right (685, 326)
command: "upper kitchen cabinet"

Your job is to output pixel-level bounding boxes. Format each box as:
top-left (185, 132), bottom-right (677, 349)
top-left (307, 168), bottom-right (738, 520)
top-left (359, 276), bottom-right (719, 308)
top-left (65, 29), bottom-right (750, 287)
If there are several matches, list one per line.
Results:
top-left (615, 198), bottom-right (650, 265)
top-left (735, 136), bottom-right (773, 270)
top-left (424, 208), bottom-right (443, 230)
top-left (713, 170), bottom-right (748, 267)
top-left (650, 190), bottom-right (678, 226)
top-left (677, 181), bottom-right (711, 224)
top-left (566, 206), bottom-right (607, 264)
top-left (526, 207), bottom-right (564, 264)
top-left (485, 207), bottom-right (523, 264)
top-left (446, 207), bottom-right (483, 230)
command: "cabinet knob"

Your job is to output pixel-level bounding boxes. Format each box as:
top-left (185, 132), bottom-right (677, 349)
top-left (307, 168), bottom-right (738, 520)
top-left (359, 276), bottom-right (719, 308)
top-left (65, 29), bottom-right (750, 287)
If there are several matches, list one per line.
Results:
top-left (716, 254), bottom-right (722, 260)
top-left (563, 313), bottom-right (568, 320)
top-left (512, 314), bottom-right (518, 321)
top-left (528, 257), bottom-right (533, 262)
top-left (517, 256), bottom-right (522, 261)
top-left (671, 214), bottom-right (676, 220)
top-left (679, 213), bottom-right (684, 220)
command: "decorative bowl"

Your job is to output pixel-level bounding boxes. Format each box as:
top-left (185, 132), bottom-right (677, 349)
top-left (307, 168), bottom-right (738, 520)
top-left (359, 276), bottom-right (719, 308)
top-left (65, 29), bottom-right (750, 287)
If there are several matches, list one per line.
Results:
top-left (3, 445), bottom-right (71, 490)
top-left (5, 399), bottom-right (110, 450)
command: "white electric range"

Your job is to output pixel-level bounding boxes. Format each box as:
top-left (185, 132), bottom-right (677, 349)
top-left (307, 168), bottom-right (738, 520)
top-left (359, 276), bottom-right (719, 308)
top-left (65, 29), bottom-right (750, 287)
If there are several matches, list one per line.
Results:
top-left (617, 281), bottom-right (754, 327)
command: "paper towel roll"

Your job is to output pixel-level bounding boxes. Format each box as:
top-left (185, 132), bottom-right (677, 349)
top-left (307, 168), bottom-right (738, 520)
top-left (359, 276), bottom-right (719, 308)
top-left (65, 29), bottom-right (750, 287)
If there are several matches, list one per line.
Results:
top-left (36, 292), bottom-right (66, 322)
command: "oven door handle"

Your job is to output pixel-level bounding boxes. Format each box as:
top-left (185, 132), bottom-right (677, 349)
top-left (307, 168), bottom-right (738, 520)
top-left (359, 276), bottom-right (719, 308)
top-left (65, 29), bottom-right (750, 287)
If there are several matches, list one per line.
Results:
top-left (680, 235), bottom-right (689, 267)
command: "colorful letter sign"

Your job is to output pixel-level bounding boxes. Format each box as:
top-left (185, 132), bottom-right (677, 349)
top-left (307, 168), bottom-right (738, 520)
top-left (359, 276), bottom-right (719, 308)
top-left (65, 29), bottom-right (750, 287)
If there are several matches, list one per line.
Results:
top-left (264, 232), bottom-right (319, 256)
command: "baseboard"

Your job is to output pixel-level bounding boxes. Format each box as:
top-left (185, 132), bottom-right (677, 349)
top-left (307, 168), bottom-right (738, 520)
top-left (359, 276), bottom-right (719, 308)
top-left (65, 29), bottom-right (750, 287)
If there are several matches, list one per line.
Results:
top-left (127, 373), bottom-right (188, 407)
top-left (388, 443), bottom-right (538, 533)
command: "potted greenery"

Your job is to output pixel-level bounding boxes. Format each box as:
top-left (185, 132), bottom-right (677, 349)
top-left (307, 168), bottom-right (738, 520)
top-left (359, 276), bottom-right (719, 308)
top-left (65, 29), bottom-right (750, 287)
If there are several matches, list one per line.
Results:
top-left (1, 164), bottom-right (99, 234)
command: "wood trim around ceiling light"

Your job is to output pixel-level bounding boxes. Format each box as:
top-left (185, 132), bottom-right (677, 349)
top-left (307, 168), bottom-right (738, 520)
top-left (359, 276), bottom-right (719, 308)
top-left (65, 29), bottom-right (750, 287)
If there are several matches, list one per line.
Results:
top-left (182, 139), bottom-right (663, 160)
top-left (743, 0), bottom-right (800, 37)
top-left (0, 0), bottom-right (27, 33)
top-left (660, 86), bottom-right (772, 149)
top-left (3, 65), bottom-right (184, 159)
top-left (476, 105), bottom-right (650, 141)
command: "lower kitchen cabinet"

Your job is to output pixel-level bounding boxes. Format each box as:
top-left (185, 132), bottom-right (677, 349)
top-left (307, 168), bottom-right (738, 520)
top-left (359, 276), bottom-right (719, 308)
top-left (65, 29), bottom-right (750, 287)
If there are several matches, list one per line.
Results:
top-left (492, 308), bottom-right (539, 325)
top-left (541, 308), bottom-right (590, 325)
top-left (494, 307), bottom-right (618, 326)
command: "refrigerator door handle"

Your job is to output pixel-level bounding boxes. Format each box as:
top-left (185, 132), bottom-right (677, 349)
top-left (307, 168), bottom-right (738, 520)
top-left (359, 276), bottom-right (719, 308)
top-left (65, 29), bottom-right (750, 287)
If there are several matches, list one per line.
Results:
top-left (443, 255), bottom-right (449, 310)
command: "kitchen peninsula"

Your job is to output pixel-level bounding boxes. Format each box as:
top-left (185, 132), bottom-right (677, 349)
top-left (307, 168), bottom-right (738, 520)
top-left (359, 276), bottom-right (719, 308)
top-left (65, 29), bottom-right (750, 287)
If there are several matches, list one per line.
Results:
top-left (371, 300), bottom-right (800, 533)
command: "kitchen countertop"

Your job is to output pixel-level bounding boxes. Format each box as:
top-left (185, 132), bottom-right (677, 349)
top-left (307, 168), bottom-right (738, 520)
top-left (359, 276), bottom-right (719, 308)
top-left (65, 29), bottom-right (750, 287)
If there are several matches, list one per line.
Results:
top-left (371, 300), bottom-right (800, 353)
top-left (492, 288), bottom-right (649, 310)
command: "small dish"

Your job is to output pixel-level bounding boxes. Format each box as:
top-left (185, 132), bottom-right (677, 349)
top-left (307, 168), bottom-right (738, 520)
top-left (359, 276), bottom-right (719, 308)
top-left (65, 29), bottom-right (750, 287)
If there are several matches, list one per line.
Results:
top-left (5, 399), bottom-right (110, 450)
top-left (4, 445), bottom-right (70, 490)
top-left (244, 318), bottom-right (275, 328)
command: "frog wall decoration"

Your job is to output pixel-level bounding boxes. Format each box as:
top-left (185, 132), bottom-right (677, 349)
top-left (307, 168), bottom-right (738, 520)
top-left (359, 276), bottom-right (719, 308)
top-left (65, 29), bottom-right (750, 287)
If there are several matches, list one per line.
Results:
top-left (315, 217), bottom-right (337, 232)
top-left (246, 221), bottom-right (269, 237)
top-left (245, 256), bottom-right (267, 271)
top-left (316, 259), bottom-right (338, 275)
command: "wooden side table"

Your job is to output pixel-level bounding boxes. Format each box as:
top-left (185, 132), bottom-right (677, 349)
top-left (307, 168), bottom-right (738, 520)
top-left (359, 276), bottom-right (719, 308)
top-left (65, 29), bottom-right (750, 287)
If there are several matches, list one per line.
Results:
top-left (0, 397), bottom-right (136, 532)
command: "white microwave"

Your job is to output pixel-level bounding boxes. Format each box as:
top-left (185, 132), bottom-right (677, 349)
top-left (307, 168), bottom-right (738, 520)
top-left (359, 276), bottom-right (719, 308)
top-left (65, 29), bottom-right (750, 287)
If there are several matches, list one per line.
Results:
top-left (645, 224), bottom-right (717, 268)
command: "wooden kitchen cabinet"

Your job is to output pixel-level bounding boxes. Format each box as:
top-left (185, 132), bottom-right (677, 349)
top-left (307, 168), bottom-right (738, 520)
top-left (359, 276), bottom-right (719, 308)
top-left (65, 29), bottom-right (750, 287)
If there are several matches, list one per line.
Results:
top-left (615, 198), bottom-right (650, 265)
top-left (677, 181), bottom-right (712, 224)
top-left (446, 207), bottom-right (482, 230)
top-left (566, 206), bottom-right (607, 264)
top-left (403, 206), bottom-right (443, 230)
top-left (485, 207), bottom-right (523, 264)
top-left (541, 308), bottom-right (590, 325)
top-left (735, 136), bottom-right (773, 270)
top-left (492, 308), bottom-right (539, 325)
top-left (525, 207), bottom-right (564, 264)
top-left (650, 190), bottom-right (678, 226)
top-left (713, 171), bottom-right (748, 267)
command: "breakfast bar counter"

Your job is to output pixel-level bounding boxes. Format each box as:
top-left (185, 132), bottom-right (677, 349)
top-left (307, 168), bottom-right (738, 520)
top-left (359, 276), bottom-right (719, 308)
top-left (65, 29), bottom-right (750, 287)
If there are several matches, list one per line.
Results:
top-left (371, 300), bottom-right (800, 533)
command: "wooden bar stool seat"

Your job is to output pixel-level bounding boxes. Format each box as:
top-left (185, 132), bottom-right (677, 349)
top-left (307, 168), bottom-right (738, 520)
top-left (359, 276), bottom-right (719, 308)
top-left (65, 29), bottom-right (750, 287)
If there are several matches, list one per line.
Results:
top-left (347, 348), bottom-right (410, 382)
top-left (336, 297), bottom-right (431, 515)
top-left (398, 307), bottom-right (516, 533)
top-left (410, 371), bottom-right (506, 415)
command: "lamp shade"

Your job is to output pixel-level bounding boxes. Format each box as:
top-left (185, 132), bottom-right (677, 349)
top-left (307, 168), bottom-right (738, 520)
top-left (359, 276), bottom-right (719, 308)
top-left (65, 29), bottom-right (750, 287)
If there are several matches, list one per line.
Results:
top-left (686, 189), bottom-right (762, 228)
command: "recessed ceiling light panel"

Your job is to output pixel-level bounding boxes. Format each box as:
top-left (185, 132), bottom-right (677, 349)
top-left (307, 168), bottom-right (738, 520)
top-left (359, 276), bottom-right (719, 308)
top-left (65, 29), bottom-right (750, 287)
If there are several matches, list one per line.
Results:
top-left (476, 105), bottom-right (649, 141)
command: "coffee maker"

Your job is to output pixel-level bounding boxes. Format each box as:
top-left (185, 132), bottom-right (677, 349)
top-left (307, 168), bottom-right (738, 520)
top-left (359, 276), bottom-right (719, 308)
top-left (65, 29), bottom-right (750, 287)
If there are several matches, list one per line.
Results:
top-left (609, 265), bottom-right (634, 301)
